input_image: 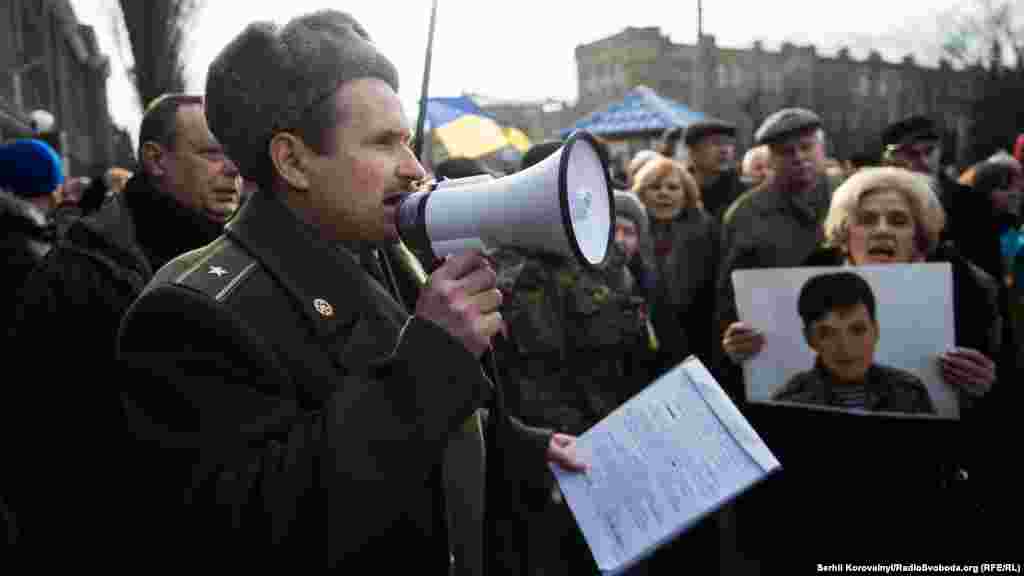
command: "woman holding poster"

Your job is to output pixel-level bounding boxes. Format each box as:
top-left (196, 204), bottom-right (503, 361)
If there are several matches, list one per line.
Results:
top-left (723, 166), bottom-right (1009, 559)
top-left (724, 166), bottom-right (1002, 401)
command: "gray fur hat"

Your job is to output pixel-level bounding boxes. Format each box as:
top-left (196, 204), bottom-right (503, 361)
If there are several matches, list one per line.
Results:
top-left (613, 190), bottom-right (649, 238)
top-left (205, 10), bottom-right (399, 186)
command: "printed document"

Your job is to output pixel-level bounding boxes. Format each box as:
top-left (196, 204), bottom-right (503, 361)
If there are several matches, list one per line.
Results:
top-left (550, 357), bottom-right (781, 574)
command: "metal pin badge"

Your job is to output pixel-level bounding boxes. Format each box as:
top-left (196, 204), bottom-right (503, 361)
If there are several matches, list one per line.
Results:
top-left (313, 298), bottom-right (334, 318)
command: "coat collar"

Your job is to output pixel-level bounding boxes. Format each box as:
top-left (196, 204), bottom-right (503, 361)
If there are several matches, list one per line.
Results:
top-left (806, 358), bottom-right (888, 410)
top-left (750, 174), bottom-right (831, 226)
top-left (63, 185), bottom-right (153, 284)
top-left (225, 189), bottom-right (408, 339)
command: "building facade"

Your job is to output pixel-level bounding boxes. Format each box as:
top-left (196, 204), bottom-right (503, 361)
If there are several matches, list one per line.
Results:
top-left (574, 27), bottom-right (983, 163)
top-left (1, 0), bottom-right (123, 176)
top-left (469, 93), bottom-right (576, 148)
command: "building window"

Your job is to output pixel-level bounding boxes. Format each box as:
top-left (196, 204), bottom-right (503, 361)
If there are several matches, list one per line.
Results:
top-left (878, 76), bottom-right (887, 97)
top-left (732, 65), bottom-right (743, 87)
top-left (717, 64), bottom-right (729, 88)
top-left (857, 73), bottom-right (870, 97)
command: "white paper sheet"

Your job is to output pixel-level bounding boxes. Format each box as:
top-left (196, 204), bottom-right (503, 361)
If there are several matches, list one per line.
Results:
top-left (550, 357), bottom-right (781, 575)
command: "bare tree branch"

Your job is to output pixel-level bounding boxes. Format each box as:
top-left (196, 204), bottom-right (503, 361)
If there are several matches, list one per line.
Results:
top-left (940, 0), bottom-right (1022, 71)
top-left (115, 0), bottom-right (203, 110)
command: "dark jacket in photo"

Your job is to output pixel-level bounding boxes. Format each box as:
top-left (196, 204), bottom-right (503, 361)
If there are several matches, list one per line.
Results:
top-left (774, 360), bottom-right (936, 414)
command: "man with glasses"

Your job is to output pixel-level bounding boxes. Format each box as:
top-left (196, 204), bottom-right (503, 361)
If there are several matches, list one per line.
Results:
top-left (881, 115), bottom-right (965, 239)
top-left (7, 93), bottom-right (240, 551)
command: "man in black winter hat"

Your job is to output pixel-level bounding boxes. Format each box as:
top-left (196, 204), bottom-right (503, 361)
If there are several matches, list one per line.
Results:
top-left (115, 9), bottom-right (585, 572)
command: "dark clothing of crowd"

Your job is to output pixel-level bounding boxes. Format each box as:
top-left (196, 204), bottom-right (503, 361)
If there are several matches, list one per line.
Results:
top-left (3, 91), bottom-right (1021, 574)
top-left (4, 173), bottom-right (224, 552)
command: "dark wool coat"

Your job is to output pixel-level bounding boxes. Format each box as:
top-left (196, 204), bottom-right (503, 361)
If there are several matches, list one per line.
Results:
top-left (115, 190), bottom-right (550, 571)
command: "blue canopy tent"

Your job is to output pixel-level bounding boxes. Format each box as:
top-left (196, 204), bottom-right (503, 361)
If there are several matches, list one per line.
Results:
top-left (560, 86), bottom-right (712, 139)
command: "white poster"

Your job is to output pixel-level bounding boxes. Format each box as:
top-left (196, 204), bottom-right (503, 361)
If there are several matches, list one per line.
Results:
top-left (732, 264), bottom-right (958, 419)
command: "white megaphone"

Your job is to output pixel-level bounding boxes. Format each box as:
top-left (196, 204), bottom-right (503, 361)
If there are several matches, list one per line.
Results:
top-left (396, 130), bottom-right (614, 270)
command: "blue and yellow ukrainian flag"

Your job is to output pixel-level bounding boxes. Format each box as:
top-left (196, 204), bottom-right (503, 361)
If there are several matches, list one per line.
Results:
top-left (427, 97), bottom-right (510, 159)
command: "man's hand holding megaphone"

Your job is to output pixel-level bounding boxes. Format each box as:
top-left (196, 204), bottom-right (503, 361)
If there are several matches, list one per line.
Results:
top-left (414, 250), bottom-right (503, 359)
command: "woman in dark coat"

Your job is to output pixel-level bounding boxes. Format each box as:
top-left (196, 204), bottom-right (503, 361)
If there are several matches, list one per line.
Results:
top-left (805, 166), bottom-right (1005, 554)
top-left (722, 166), bottom-right (1006, 560)
top-left (632, 155), bottom-right (718, 376)
top-left (630, 154), bottom-right (720, 574)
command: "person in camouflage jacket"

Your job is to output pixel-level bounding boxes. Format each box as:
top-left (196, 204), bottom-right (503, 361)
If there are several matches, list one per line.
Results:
top-left (493, 244), bottom-right (647, 436)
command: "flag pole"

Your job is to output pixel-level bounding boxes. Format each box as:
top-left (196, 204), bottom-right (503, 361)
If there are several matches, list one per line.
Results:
top-left (697, 0), bottom-right (703, 39)
top-left (414, 0), bottom-right (439, 162)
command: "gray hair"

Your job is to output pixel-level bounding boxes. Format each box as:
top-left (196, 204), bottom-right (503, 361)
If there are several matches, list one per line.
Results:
top-left (205, 10), bottom-right (399, 188)
top-left (823, 166), bottom-right (946, 256)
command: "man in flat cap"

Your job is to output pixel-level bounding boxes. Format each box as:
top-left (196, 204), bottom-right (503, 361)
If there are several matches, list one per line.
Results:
top-left (715, 108), bottom-right (836, 393)
top-left (685, 119), bottom-right (744, 220)
top-left (115, 9), bottom-right (584, 572)
top-left (711, 107), bottom-right (840, 573)
top-left (881, 115), bottom-right (968, 243)
top-left (881, 115), bottom-right (941, 175)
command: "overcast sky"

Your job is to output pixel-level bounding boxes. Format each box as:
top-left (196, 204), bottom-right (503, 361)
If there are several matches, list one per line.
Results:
top-left (69, 0), bottom-right (992, 148)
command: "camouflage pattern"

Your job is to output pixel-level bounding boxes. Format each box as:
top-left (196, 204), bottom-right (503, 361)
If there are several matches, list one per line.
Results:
top-left (491, 244), bottom-right (650, 575)
top-left (492, 244), bottom-right (647, 436)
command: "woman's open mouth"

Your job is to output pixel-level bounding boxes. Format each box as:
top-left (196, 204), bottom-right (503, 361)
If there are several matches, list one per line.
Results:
top-left (867, 245), bottom-right (896, 259)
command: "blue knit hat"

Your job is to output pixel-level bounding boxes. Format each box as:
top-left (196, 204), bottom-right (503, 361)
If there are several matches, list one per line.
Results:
top-left (0, 139), bottom-right (65, 198)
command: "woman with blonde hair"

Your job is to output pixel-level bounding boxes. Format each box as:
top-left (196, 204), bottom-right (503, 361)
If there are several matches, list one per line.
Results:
top-left (723, 166), bottom-right (1007, 557)
top-left (632, 154), bottom-right (716, 376)
top-left (726, 166), bottom-right (1001, 396)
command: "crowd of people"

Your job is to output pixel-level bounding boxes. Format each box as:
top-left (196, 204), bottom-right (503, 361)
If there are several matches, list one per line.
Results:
top-left (2, 7), bottom-right (1021, 573)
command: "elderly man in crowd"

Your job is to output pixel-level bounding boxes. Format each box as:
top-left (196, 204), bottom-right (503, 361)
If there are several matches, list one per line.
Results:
top-left (7, 94), bottom-right (241, 552)
top-left (685, 119), bottom-right (745, 220)
top-left (115, 10), bottom-right (584, 572)
top-left (715, 108), bottom-right (836, 395)
top-left (881, 115), bottom-right (967, 236)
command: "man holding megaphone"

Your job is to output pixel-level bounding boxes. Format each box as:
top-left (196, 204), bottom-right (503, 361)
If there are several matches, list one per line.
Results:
top-left (115, 9), bottom-right (586, 572)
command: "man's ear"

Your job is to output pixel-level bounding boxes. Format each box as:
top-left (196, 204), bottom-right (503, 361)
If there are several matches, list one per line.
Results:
top-left (140, 142), bottom-right (167, 178)
top-left (270, 133), bottom-right (311, 192)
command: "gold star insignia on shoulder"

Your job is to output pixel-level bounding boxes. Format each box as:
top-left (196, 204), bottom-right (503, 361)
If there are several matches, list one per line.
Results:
top-left (208, 265), bottom-right (229, 278)
top-left (313, 298), bottom-right (334, 318)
